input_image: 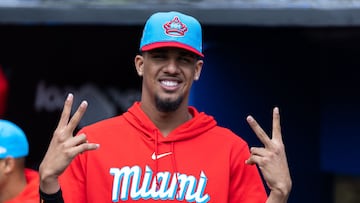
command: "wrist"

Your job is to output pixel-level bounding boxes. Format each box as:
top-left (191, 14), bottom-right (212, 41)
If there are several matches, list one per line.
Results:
top-left (39, 166), bottom-right (61, 194)
top-left (268, 180), bottom-right (292, 203)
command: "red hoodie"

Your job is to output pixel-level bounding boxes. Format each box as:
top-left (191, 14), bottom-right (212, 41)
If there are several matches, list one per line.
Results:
top-left (59, 102), bottom-right (267, 202)
top-left (5, 168), bottom-right (39, 203)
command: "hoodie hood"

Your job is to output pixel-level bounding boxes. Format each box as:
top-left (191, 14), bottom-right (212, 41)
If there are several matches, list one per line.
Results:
top-left (123, 102), bottom-right (217, 143)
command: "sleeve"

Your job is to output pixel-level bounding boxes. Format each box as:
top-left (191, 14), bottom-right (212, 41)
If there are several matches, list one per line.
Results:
top-left (229, 142), bottom-right (268, 203)
top-left (39, 188), bottom-right (64, 203)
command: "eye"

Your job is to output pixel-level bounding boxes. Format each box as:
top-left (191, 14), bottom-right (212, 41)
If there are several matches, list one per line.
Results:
top-left (178, 56), bottom-right (196, 64)
top-left (151, 52), bottom-right (167, 60)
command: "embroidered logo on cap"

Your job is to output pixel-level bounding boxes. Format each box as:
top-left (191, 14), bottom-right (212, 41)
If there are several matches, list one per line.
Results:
top-left (163, 16), bottom-right (188, 37)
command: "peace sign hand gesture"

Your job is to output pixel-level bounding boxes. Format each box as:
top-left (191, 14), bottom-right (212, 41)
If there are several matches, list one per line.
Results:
top-left (39, 93), bottom-right (99, 194)
top-left (246, 107), bottom-right (292, 203)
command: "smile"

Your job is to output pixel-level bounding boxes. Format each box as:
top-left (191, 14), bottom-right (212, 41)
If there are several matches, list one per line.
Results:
top-left (161, 80), bottom-right (178, 87)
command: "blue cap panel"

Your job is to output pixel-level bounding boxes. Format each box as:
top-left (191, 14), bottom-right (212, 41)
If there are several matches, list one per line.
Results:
top-left (0, 120), bottom-right (29, 158)
top-left (140, 11), bottom-right (203, 56)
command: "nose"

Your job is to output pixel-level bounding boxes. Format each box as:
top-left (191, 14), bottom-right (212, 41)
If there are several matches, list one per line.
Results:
top-left (163, 58), bottom-right (179, 74)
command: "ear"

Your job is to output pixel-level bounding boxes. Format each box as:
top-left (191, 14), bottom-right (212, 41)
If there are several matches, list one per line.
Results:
top-left (194, 60), bottom-right (204, 81)
top-left (0, 157), bottom-right (16, 174)
top-left (134, 55), bottom-right (144, 77)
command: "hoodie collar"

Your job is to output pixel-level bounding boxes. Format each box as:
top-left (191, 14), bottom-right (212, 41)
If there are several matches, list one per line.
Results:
top-left (123, 102), bottom-right (217, 142)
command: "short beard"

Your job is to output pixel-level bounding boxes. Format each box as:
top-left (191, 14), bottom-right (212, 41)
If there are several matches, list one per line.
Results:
top-left (155, 95), bottom-right (183, 112)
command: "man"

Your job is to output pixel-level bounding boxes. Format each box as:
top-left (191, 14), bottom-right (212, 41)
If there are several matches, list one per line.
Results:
top-left (39, 11), bottom-right (292, 202)
top-left (0, 119), bottom-right (39, 203)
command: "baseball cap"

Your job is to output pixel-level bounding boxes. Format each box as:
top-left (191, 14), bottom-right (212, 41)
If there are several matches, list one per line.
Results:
top-left (0, 119), bottom-right (29, 159)
top-left (140, 11), bottom-right (204, 57)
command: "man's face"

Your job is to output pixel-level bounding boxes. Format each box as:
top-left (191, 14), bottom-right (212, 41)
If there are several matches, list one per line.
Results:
top-left (135, 47), bottom-right (203, 112)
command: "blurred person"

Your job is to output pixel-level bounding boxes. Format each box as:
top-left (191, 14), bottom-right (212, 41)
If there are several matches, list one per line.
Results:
top-left (0, 65), bottom-right (9, 118)
top-left (39, 11), bottom-right (292, 203)
top-left (0, 119), bottom-right (39, 203)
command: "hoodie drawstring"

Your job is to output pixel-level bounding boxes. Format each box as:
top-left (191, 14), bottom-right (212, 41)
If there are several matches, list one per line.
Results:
top-left (154, 130), bottom-right (160, 191)
top-left (153, 131), bottom-right (180, 197)
top-left (170, 142), bottom-right (180, 198)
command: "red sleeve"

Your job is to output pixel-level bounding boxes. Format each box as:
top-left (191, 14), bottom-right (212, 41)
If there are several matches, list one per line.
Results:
top-left (58, 147), bottom-right (87, 202)
top-left (229, 144), bottom-right (268, 203)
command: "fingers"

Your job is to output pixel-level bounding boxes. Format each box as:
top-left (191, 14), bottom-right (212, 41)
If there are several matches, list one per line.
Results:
top-left (67, 100), bottom-right (88, 133)
top-left (249, 147), bottom-right (268, 156)
top-left (57, 93), bottom-right (74, 130)
top-left (55, 93), bottom-right (88, 139)
top-left (272, 107), bottom-right (282, 141)
top-left (67, 134), bottom-right (100, 157)
top-left (247, 107), bottom-right (284, 147)
top-left (246, 115), bottom-right (271, 148)
top-left (245, 154), bottom-right (261, 165)
top-left (245, 147), bottom-right (268, 165)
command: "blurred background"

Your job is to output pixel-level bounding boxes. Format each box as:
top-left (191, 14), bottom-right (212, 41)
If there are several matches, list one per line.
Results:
top-left (0, 1), bottom-right (360, 202)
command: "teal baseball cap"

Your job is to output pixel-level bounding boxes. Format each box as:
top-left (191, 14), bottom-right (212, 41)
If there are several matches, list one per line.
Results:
top-left (140, 11), bottom-right (204, 57)
top-left (0, 119), bottom-right (29, 159)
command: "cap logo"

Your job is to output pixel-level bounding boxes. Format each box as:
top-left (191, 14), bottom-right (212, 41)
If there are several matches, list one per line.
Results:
top-left (163, 16), bottom-right (188, 37)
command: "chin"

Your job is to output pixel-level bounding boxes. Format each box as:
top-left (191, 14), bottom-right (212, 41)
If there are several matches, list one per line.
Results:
top-left (155, 95), bottom-right (183, 112)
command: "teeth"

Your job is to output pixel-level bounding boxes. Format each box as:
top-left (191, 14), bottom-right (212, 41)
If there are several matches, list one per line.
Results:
top-left (161, 80), bottom-right (178, 87)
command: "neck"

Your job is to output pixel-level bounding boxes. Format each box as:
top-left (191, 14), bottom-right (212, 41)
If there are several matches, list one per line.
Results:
top-left (140, 102), bottom-right (192, 137)
top-left (0, 170), bottom-right (27, 202)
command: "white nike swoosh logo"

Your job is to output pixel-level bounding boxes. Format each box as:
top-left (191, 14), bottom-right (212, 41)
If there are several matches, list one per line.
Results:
top-left (151, 152), bottom-right (172, 160)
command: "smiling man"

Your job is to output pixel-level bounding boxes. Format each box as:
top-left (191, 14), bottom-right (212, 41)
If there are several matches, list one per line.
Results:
top-left (39, 11), bottom-right (292, 203)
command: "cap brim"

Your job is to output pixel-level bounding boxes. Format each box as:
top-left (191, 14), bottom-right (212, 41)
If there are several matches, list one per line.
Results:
top-left (141, 42), bottom-right (204, 58)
